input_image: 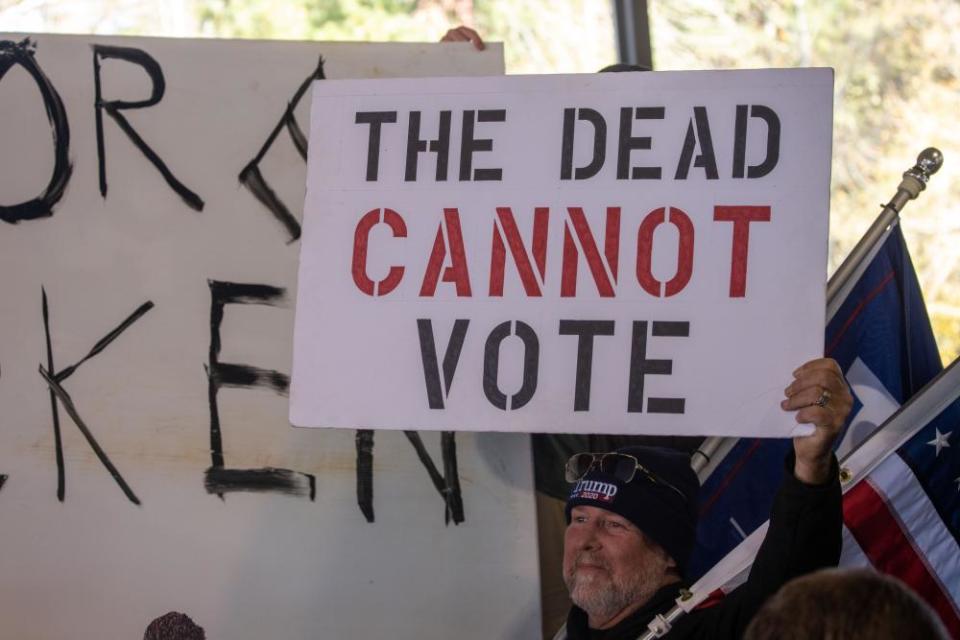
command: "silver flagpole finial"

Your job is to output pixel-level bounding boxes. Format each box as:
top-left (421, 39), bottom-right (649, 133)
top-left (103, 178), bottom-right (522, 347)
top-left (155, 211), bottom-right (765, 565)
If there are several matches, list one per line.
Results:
top-left (913, 147), bottom-right (944, 180)
top-left (892, 147), bottom-right (943, 207)
top-left (906, 147), bottom-right (943, 187)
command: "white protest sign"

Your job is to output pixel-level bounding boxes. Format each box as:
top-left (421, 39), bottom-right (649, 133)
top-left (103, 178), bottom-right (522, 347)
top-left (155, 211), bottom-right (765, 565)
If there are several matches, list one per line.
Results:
top-left (291, 70), bottom-right (833, 437)
top-left (0, 34), bottom-right (542, 640)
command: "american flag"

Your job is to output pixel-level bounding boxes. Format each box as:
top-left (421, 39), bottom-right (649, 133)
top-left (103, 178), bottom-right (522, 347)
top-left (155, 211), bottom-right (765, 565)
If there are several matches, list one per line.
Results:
top-left (684, 222), bottom-right (960, 635)
top-left (841, 372), bottom-right (960, 636)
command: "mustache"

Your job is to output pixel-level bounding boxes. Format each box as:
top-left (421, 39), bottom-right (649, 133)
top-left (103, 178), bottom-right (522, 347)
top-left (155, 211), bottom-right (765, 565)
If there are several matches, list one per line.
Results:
top-left (573, 551), bottom-right (611, 572)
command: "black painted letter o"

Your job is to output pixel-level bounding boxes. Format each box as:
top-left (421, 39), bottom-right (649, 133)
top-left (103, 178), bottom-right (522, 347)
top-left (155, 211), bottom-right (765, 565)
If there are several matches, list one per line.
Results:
top-left (0, 39), bottom-right (72, 223)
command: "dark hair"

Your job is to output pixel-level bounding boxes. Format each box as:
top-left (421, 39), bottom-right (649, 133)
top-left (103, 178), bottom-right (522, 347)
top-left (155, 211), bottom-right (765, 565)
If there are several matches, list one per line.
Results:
top-left (598, 63), bottom-right (651, 73)
top-left (744, 568), bottom-right (948, 640)
top-left (143, 612), bottom-right (205, 640)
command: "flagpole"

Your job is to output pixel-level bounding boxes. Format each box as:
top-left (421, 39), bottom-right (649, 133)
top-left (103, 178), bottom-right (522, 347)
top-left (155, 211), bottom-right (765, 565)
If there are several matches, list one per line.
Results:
top-left (641, 356), bottom-right (960, 640)
top-left (690, 147), bottom-right (943, 481)
top-left (827, 147), bottom-right (943, 316)
top-left (828, 148), bottom-right (942, 305)
top-left (837, 353), bottom-right (960, 485)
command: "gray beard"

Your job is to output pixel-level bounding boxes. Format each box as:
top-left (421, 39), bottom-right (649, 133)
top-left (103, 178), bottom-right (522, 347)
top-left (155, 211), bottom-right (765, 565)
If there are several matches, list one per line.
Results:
top-left (564, 560), bottom-right (660, 625)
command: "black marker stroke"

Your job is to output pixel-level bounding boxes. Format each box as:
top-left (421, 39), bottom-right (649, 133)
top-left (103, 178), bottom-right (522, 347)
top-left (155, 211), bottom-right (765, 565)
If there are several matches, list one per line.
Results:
top-left (204, 467), bottom-right (315, 499)
top-left (41, 288), bottom-right (65, 500)
top-left (92, 44), bottom-right (203, 211)
top-left (439, 431), bottom-right (464, 524)
top-left (207, 363), bottom-right (288, 394)
top-left (356, 429), bottom-right (375, 522)
top-left (238, 56), bottom-right (325, 243)
top-left (0, 39), bottom-right (72, 223)
top-left (53, 300), bottom-right (154, 383)
top-left (355, 430), bottom-right (464, 524)
top-left (206, 281), bottom-right (287, 470)
top-left (205, 280), bottom-right (315, 500)
top-left (39, 366), bottom-right (140, 505)
top-left (404, 431), bottom-right (464, 525)
top-left (38, 291), bottom-right (152, 505)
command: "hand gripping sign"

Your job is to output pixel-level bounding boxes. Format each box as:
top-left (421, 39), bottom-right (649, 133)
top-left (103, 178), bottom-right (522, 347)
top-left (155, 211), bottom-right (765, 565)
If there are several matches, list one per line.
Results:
top-left (290, 69), bottom-right (833, 438)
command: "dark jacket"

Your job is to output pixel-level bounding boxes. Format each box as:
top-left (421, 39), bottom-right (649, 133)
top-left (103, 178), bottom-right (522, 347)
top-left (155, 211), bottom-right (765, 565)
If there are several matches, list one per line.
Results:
top-left (556, 454), bottom-right (843, 640)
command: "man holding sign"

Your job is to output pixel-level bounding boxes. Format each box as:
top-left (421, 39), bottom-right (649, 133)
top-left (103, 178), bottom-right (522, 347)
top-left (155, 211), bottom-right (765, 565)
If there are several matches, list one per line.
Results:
top-left (556, 357), bottom-right (851, 639)
top-left (290, 41), bottom-right (842, 639)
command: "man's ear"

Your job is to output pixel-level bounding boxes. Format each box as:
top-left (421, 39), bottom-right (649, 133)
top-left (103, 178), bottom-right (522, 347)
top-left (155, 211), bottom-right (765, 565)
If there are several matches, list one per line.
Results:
top-left (649, 534), bottom-right (679, 574)
top-left (640, 530), bottom-right (676, 566)
top-left (660, 553), bottom-right (681, 580)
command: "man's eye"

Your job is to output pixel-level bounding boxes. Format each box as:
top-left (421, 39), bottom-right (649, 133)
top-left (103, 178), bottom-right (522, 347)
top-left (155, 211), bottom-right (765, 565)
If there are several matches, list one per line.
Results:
top-left (605, 520), bottom-right (623, 529)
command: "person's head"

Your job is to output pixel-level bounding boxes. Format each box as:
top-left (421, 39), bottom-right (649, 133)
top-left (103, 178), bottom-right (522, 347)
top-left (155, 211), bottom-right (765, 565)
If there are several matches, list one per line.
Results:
top-left (744, 568), bottom-right (949, 640)
top-left (598, 63), bottom-right (651, 73)
top-left (562, 446), bottom-right (699, 628)
top-left (143, 612), bottom-right (205, 640)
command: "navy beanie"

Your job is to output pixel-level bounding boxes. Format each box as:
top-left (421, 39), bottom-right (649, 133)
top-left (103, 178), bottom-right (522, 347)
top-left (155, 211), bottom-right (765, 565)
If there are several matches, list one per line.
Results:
top-left (565, 446), bottom-right (700, 575)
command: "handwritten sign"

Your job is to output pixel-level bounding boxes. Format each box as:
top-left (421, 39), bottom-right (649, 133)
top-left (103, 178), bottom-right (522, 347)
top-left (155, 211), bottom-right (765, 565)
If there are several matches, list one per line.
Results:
top-left (0, 34), bottom-right (543, 640)
top-left (291, 69), bottom-right (834, 437)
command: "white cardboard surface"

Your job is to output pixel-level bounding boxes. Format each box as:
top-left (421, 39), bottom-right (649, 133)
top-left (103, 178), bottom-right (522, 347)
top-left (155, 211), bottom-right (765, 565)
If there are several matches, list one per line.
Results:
top-left (0, 33), bottom-right (540, 640)
top-left (291, 69), bottom-right (834, 437)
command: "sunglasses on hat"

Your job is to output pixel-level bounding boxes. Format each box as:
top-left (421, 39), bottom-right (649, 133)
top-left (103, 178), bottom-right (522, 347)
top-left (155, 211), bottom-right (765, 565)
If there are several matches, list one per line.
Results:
top-left (564, 452), bottom-right (688, 503)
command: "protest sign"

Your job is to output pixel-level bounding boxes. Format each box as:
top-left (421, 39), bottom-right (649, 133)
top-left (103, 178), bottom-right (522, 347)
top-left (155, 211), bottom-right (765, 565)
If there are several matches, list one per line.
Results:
top-left (0, 34), bottom-right (542, 640)
top-left (291, 69), bottom-right (834, 437)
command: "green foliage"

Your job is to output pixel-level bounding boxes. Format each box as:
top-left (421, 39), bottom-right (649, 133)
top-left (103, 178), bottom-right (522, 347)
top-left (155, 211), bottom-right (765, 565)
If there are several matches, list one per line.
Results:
top-left (10, 0), bottom-right (952, 361)
top-left (193, 0), bottom-right (616, 72)
top-left (197, 0), bottom-right (447, 42)
top-left (473, 0), bottom-right (616, 73)
top-left (650, 0), bottom-right (960, 363)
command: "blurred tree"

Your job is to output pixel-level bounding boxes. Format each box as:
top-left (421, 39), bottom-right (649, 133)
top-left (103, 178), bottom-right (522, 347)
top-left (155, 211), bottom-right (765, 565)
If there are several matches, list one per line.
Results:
top-left (472, 0), bottom-right (616, 73)
top-left (194, 0), bottom-right (616, 73)
top-left (197, 0), bottom-right (441, 41)
top-left (3, 0), bottom-right (953, 361)
top-left (650, 0), bottom-right (960, 362)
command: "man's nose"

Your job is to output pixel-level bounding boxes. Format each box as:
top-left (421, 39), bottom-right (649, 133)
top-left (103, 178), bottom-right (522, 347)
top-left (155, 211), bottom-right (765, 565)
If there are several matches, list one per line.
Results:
top-left (578, 521), bottom-right (603, 549)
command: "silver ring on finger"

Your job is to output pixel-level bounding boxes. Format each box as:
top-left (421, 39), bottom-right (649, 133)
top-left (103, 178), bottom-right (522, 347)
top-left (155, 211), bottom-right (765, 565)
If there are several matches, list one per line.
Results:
top-left (815, 388), bottom-right (831, 408)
